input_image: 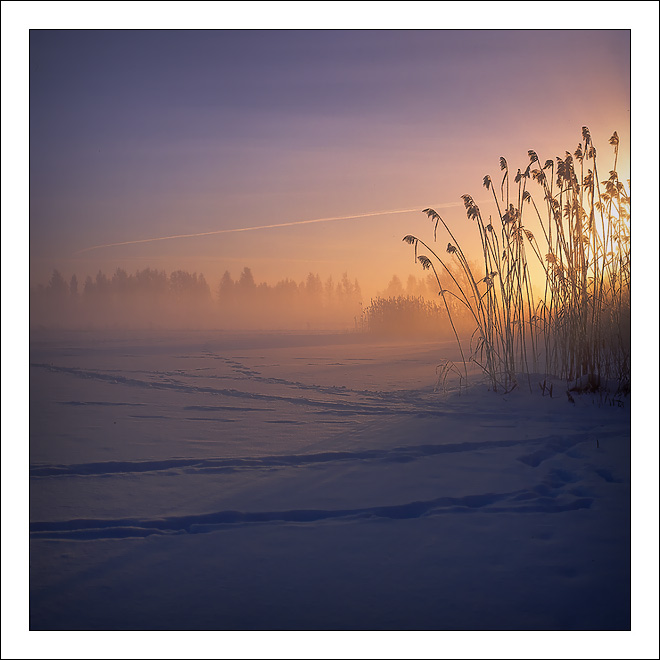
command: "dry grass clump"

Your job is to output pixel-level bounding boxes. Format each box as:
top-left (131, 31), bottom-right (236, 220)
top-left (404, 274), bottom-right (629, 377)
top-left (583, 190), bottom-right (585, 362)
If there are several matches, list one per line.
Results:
top-left (404, 127), bottom-right (630, 395)
top-left (361, 295), bottom-right (447, 337)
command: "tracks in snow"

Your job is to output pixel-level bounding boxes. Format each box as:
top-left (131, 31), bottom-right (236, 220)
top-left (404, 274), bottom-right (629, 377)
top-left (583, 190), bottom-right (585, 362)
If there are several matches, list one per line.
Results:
top-left (29, 490), bottom-right (594, 540)
top-left (31, 361), bottom-right (436, 417)
top-left (30, 355), bottom-right (626, 541)
top-left (31, 434), bottom-right (588, 478)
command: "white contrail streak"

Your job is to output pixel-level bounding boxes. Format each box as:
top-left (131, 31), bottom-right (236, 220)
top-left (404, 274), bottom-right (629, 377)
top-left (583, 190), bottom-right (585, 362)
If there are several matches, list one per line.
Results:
top-left (74, 201), bottom-right (465, 255)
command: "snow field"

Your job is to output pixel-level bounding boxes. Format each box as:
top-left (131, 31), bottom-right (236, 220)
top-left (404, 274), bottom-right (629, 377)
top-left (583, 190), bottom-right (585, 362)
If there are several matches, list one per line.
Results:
top-left (28, 331), bottom-right (631, 634)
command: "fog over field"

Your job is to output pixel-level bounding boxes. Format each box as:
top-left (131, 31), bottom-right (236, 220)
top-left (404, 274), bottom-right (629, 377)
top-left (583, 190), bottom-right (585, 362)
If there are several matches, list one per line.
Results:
top-left (30, 263), bottom-right (480, 341)
top-left (30, 266), bottom-right (361, 331)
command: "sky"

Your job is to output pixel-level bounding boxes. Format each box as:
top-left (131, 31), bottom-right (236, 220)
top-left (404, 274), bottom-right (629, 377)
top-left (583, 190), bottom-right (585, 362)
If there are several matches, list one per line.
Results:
top-left (25, 22), bottom-right (634, 298)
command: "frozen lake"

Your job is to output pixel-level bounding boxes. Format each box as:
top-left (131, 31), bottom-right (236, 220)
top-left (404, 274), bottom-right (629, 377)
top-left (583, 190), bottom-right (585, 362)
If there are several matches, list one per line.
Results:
top-left (28, 329), bottom-right (631, 633)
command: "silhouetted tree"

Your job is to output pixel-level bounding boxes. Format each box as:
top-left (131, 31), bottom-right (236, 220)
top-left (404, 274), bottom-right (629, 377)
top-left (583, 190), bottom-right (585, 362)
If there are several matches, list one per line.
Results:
top-left (112, 268), bottom-right (130, 294)
top-left (196, 274), bottom-right (211, 299)
top-left (83, 275), bottom-right (94, 297)
top-left (238, 266), bottom-right (256, 292)
top-left (95, 270), bottom-right (109, 296)
top-left (217, 270), bottom-right (235, 304)
top-left (353, 277), bottom-right (362, 301)
top-left (324, 275), bottom-right (335, 302)
top-left (384, 275), bottom-right (404, 297)
top-left (48, 269), bottom-right (68, 298)
top-left (170, 270), bottom-right (211, 300)
top-left (134, 268), bottom-right (168, 295)
top-left (304, 273), bottom-right (323, 299)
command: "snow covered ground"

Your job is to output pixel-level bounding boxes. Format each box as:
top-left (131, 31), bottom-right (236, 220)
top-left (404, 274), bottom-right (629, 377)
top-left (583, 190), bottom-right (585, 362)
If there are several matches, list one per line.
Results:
top-left (6, 329), bottom-right (657, 655)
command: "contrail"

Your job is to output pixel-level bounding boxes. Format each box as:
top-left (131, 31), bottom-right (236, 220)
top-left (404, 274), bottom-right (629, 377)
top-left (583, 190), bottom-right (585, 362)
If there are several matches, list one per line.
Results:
top-left (74, 201), bottom-right (465, 255)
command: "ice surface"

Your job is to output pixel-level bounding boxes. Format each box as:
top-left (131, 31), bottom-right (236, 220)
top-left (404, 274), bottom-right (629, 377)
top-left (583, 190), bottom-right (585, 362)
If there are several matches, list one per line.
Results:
top-left (27, 330), bottom-right (632, 633)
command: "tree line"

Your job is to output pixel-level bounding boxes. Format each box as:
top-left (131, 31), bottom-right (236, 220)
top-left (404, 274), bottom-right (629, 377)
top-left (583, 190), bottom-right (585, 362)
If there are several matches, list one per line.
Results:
top-left (31, 266), bottom-right (363, 330)
top-left (34, 267), bottom-right (212, 301)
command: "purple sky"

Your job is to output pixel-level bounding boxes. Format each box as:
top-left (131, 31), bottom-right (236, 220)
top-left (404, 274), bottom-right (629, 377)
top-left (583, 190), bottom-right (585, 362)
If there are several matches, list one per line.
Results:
top-left (29, 28), bottom-right (631, 295)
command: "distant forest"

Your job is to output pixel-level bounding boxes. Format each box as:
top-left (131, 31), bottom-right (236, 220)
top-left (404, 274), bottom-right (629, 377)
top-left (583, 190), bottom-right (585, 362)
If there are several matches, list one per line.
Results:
top-left (31, 266), bottom-right (471, 333)
top-left (31, 267), bottom-right (362, 330)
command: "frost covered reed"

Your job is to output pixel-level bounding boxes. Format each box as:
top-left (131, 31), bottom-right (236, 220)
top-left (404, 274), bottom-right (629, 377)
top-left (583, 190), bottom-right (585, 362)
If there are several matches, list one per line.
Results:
top-left (404, 127), bottom-right (630, 394)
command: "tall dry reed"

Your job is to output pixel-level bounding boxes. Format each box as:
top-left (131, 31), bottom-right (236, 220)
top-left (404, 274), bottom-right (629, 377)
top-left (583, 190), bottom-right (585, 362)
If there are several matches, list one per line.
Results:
top-left (404, 127), bottom-right (630, 395)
